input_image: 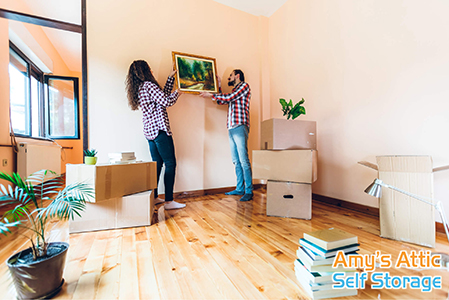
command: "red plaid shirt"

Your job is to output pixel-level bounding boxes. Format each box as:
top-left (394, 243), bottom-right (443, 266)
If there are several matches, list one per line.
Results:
top-left (139, 76), bottom-right (179, 140)
top-left (212, 82), bottom-right (251, 129)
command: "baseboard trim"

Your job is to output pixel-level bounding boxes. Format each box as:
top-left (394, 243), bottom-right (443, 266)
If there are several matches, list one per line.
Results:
top-left (165, 184), bottom-right (266, 199)
top-left (436, 222), bottom-right (446, 235)
top-left (312, 193), bottom-right (446, 235)
top-left (312, 193), bottom-right (379, 217)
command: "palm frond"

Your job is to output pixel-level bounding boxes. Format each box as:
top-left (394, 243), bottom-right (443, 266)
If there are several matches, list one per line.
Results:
top-left (38, 182), bottom-right (94, 221)
top-left (26, 170), bottom-right (60, 188)
top-left (4, 205), bottom-right (31, 222)
top-left (0, 219), bottom-right (22, 236)
top-left (0, 186), bottom-right (33, 206)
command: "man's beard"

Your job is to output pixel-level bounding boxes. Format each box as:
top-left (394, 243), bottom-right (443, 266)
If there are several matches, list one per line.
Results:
top-left (228, 80), bottom-right (235, 87)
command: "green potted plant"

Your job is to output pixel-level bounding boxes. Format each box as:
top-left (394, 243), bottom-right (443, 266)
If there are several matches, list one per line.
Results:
top-left (280, 98), bottom-right (306, 119)
top-left (0, 170), bottom-right (93, 299)
top-left (83, 149), bottom-right (98, 165)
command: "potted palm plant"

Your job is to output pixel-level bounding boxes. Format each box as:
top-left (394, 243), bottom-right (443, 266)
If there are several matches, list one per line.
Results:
top-left (83, 149), bottom-right (98, 165)
top-left (0, 169), bottom-right (93, 299)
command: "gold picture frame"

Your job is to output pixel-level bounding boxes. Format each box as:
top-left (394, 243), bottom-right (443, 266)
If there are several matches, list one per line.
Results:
top-left (172, 51), bottom-right (219, 94)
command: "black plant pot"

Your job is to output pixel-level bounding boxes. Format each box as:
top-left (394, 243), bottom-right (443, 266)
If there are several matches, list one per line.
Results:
top-left (6, 242), bottom-right (69, 300)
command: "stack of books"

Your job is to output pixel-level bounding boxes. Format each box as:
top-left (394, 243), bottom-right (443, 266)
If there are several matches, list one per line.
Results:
top-left (108, 152), bottom-right (136, 164)
top-left (295, 228), bottom-right (359, 299)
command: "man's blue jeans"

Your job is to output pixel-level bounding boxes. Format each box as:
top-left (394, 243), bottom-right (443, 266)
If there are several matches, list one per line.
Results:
top-left (228, 125), bottom-right (253, 194)
top-left (148, 131), bottom-right (176, 202)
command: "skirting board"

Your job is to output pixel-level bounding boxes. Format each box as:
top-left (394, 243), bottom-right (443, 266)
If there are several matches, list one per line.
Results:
top-left (165, 186), bottom-right (445, 234)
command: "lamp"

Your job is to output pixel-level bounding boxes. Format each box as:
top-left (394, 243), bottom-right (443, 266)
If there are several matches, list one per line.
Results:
top-left (365, 178), bottom-right (449, 269)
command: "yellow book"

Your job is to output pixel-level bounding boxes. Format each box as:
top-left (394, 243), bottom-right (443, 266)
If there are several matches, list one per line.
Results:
top-left (304, 228), bottom-right (358, 251)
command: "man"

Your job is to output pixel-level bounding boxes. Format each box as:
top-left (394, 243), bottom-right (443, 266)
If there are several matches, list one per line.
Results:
top-left (200, 70), bottom-right (253, 202)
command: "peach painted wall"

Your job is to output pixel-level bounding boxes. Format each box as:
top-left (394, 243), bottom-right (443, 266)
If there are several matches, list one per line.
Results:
top-left (268, 0), bottom-right (449, 220)
top-left (0, 0), bottom-right (83, 176)
top-left (87, 0), bottom-right (262, 193)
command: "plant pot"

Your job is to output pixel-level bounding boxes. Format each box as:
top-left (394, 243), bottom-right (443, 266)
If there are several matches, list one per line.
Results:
top-left (84, 156), bottom-right (97, 165)
top-left (7, 242), bottom-right (69, 300)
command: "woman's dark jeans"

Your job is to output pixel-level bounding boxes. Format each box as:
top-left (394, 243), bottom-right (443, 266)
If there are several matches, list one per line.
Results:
top-left (148, 131), bottom-right (176, 202)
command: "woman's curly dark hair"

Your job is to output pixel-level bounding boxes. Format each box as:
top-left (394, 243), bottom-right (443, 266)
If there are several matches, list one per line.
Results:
top-left (125, 60), bottom-right (162, 110)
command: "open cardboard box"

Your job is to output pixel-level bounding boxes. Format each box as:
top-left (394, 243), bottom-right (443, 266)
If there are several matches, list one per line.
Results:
top-left (359, 156), bottom-right (449, 247)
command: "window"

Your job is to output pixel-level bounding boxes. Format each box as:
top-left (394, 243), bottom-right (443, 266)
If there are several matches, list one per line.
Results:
top-left (8, 43), bottom-right (80, 140)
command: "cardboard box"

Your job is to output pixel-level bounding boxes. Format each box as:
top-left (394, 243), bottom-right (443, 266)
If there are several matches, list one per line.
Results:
top-left (252, 150), bottom-right (317, 183)
top-left (66, 162), bottom-right (157, 202)
top-left (261, 118), bottom-right (316, 150)
top-left (266, 180), bottom-right (311, 219)
top-left (69, 190), bottom-right (155, 233)
top-left (360, 156), bottom-right (436, 247)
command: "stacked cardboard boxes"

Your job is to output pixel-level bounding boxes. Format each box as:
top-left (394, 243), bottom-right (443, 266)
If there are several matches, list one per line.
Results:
top-left (66, 162), bottom-right (158, 233)
top-left (253, 118), bottom-right (317, 219)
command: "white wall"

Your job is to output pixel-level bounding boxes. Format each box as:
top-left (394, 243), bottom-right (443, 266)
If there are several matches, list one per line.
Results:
top-left (87, 0), bottom-right (262, 193)
top-left (268, 0), bottom-right (449, 220)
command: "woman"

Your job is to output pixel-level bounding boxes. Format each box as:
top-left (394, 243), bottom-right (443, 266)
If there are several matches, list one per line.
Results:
top-left (126, 60), bottom-right (185, 210)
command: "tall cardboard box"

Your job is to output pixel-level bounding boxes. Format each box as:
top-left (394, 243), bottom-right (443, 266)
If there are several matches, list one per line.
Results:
top-left (266, 181), bottom-right (311, 219)
top-left (66, 162), bottom-right (157, 202)
top-left (360, 156), bottom-right (436, 247)
top-left (261, 118), bottom-right (316, 150)
top-left (69, 190), bottom-right (155, 233)
top-left (252, 150), bottom-right (317, 183)
top-left (377, 156), bottom-right (435, 247)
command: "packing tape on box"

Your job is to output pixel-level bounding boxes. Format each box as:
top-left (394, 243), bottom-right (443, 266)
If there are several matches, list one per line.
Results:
top-left (104, 166), bottom-right (113, 199)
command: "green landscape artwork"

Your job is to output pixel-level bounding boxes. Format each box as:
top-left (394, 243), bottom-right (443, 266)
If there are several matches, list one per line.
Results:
top-left (172, 52), bottom-right (218, 94)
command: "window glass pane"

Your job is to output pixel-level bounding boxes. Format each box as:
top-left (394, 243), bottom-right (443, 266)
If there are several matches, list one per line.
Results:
top-left (9, 49), bottom-right (29, 135)
top-left (31, 76), bottom-right (40, 137)
top-left (48, 78), bottom-right (77, 138)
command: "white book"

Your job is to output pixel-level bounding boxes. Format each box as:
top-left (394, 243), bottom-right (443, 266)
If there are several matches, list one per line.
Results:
top-left (299, 238), bottom-right (360, 258)
top-left (296, 249), bottom-right (357, 272)
top-left (297, 246), bottom-right (338, 266)
top-left (108, 152), bottom-right (136, 159)
top-left (294, 259), bottom-right (335, 284)
top-left (294, 266), bottom-right (334, 290)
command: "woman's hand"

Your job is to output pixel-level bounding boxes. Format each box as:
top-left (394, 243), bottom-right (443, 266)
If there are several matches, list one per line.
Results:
top-left (200, 92), bottom-right (213, 98)
top-left (169, 69), bottom-right (177, 77)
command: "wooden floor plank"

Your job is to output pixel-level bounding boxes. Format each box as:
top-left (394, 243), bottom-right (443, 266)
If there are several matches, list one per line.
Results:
top-left (179, 203), bottom-right (268, 300)
top-left (118, 228), bottom-right (139, 300)
top-left (148, 223), bottom-right (183, 300)
top-left (95, 230), bottom-right (122, 300)
top-left (71, 231), bottom-right (110, 300)
top-left (188, 201), bottom-right (300, 300)
top-left (171, 211), bottom-right (243, 300)
top-left (1, 187), bottom-right (448, 300)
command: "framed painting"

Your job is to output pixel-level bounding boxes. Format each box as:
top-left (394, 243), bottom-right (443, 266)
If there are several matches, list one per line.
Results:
top-left (172, 51), bottom-right (219, 94)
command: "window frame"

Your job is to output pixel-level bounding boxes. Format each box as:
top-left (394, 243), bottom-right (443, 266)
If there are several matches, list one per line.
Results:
top-left (9, 42), bottom-right (45, 139)
top-left (9, 42), bottom-right (81, 140)
top-left (44, 75), bottom-right (80, 140)
top-left (1, 2), bottom-right (88, 148)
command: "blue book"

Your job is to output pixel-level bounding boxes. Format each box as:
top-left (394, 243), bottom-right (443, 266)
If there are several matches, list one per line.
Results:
top-left (299, 238), bottom-right (359, 258)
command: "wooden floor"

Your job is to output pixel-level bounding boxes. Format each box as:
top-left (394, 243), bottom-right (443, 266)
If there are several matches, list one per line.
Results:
top-left (1, 187), bottom-right (449, 300)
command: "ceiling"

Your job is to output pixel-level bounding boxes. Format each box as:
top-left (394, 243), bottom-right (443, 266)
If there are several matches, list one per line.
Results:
top-left (15, 0), bottom-right (286, 73)
top-left (213, 0), bottom-right (287, 17)
top-left (17, 0), bottom-right (81, 73)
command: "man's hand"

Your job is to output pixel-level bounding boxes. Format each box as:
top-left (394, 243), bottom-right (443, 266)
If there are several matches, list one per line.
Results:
top-left (200, 92), bottom-right (213, 98)
top-left (216, 75), bottom-right (222, 88)
top-left (169, 69), bottom-right (177, 77)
